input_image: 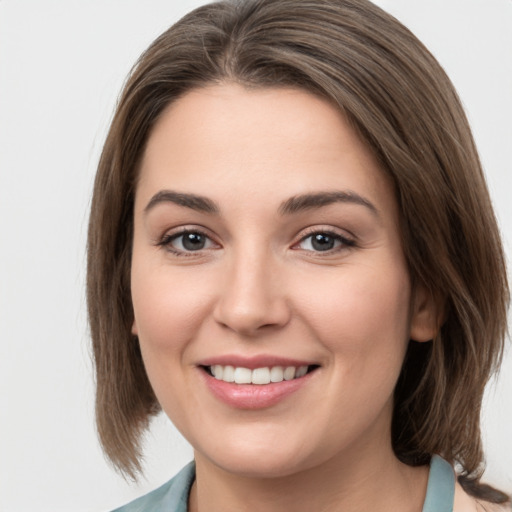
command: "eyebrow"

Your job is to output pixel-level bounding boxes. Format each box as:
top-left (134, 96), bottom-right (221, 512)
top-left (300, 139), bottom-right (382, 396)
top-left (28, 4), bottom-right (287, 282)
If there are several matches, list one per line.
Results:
top-left (144, 190), bottom-right (219, 214)
top-left (144, 189), bottom-right (378, 217)
top-left (278, 191), bottom-right (378, 216)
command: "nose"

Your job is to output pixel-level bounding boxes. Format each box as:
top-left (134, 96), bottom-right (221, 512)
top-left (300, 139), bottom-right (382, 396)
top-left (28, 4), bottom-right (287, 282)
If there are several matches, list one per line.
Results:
top-left (213, 249), bottom-right (291, 336)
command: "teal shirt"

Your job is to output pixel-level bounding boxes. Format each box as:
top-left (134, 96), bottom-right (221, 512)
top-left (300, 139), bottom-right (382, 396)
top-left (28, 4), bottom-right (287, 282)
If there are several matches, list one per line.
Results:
top-left (112, 455), bottom-right (454, 512)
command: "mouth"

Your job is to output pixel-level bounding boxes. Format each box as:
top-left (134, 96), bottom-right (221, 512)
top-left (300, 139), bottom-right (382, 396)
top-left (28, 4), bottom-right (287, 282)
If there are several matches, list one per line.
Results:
top-left (201, 364), bottom-right (320, 385)
top-left (197, 356), bottom-right (321, 409)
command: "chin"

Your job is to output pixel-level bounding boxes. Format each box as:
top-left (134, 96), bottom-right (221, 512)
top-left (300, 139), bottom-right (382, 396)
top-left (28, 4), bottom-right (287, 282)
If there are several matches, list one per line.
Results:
top-left (212, 454), bottom-right (311, 479)
top-left (195, 433), bottom-right (324, 479)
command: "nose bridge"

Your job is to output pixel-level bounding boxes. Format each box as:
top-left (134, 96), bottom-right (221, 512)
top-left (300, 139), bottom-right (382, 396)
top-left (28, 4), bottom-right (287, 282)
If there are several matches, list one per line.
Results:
top-left (214, 242), bottom-right (289, 335)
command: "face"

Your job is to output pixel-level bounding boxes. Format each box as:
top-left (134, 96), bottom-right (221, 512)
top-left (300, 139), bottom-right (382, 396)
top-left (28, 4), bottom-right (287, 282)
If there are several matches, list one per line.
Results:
top-left (131, 84), bottom-right (434, 478)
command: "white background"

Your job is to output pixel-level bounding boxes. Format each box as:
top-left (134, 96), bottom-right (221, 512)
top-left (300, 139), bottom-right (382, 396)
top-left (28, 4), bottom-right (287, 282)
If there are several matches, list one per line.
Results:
top-left (0, 1), bottom-right (511, 511)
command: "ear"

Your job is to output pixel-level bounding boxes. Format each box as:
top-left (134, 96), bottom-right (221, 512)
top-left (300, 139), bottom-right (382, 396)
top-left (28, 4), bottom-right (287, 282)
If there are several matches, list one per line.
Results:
top-left (131, 319), bottom-right (138, 336)
top-left (409, 284), bottom-right (442, 342)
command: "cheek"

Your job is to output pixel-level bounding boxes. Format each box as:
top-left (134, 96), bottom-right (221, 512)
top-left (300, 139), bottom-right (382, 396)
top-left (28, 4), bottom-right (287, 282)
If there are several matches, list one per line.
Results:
top-left (131, 259), bottom-right (215, 355)
top-left (293, 261), bottom-right (412, 360)
top-left (295, 263), bottom-right (412, 437)
top-left (130, 261), bottom-right (215, 424)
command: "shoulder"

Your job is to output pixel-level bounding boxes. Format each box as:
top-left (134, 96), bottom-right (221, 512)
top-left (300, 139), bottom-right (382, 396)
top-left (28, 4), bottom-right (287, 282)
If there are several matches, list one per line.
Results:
top-left (454, 480), bottom-right (511, 512)
top-left (111, 461), bottom-right (196, 512)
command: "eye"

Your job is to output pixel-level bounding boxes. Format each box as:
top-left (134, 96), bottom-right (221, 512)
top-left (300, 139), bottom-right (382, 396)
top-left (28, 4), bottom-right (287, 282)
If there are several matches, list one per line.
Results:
top-left (158, 229), bottom-right (217, 255)
top-left (295, 231), bottom-right (355, 253)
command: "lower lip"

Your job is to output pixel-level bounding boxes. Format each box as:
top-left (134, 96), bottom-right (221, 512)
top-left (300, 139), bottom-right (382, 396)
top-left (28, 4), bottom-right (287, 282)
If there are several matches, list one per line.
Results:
top-left (200, 370), bottom-right (315, 410)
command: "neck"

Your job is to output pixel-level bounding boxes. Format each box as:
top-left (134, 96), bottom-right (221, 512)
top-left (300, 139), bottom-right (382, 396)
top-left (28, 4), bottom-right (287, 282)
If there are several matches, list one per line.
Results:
top-left (188, 437), bottom-right (428, 512)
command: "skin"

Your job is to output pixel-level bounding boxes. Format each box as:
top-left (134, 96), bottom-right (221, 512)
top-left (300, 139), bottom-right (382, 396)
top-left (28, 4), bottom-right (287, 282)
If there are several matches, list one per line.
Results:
top-left (131, 84), bottom-right (440, 511)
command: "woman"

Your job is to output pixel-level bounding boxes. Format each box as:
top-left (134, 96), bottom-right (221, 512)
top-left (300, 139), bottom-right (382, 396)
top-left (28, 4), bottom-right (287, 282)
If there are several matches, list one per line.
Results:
top-left (87, 0), bottom-right (510, 510)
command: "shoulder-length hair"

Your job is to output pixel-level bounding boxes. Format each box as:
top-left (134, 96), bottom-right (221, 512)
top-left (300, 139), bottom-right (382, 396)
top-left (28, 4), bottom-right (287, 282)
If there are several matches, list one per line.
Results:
top-left (87, 0), bottom-right (509, 502)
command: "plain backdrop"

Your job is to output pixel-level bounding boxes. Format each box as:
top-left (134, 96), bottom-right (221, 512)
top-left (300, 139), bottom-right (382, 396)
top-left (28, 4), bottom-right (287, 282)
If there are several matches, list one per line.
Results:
top-left (1, 1), bottom-right (511, 511)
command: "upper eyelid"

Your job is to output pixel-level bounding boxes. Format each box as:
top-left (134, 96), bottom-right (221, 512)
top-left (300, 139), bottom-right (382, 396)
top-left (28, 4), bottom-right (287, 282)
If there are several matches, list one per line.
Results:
top-left (297, 233), bottom-right (353, 245)
top-left (153, 227), bottom-right (218, 251)
top-left (156, 229), bottom-right (220, 258)
top-left (154, 224), bottom-right (356, 247)
top-left (158, 225), bottom-right (215, 241)
top-left (292, 227), bottom-right (357, 252)
top-left (295, 225), bottom-right (356, 241)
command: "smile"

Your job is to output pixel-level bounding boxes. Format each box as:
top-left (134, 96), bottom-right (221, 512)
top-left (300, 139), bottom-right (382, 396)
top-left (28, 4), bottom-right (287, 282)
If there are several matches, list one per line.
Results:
top-left (207, 365), bottom-right (312, 384)
top-left (198, 359), bottom-right (320, 409)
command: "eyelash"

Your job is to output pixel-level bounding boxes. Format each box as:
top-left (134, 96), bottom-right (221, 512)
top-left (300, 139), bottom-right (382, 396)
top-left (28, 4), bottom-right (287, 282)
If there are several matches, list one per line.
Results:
top-left (156, 227), bottom-right (356, 257)
top-left (294, 228), bottom-right (356, 254)
top-left (156, 228), bottom-right (216, 257)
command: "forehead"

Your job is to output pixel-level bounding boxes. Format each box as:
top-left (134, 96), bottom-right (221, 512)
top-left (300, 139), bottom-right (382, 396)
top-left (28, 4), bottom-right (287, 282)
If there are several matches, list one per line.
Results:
top-left (137, 84), bottom-right (396, 221)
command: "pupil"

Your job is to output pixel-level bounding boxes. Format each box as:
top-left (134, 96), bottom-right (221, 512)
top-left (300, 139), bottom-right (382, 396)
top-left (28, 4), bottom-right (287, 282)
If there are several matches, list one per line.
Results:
top-left (183, 233), bottom-right (205, 250)
top-left (312, 233), bottom-right (334, 251)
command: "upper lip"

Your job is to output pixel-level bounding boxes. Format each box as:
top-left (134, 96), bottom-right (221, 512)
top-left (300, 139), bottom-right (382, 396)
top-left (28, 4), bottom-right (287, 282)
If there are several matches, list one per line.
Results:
top-left (197, 355), bottom-right (318, 370)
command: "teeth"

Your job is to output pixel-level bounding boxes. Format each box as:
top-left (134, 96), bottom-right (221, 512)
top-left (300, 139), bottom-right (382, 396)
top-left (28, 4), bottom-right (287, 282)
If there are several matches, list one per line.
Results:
top-left (222, 365), bottom-right (235, 382)
top-left (208, 365), bottom-right (310, 385)
top-left (295, 365), bottom-right (308, 378)
top-left (283, 366), bottom-right (296, 380)
top-left (270, 366), bottom-right (284, 382)
top-left (213, 365), bottom-right (223, 380)
top-left (234, 367), bottom-right (252, 384)
top-left (252, 367), bottom-right (271, 385)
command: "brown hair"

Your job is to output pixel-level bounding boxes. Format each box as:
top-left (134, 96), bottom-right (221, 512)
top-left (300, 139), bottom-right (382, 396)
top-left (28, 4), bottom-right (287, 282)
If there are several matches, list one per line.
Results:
top-left (87, 0), bottom-right (509, 502)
